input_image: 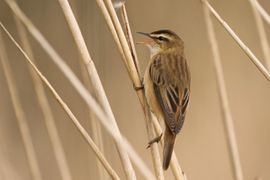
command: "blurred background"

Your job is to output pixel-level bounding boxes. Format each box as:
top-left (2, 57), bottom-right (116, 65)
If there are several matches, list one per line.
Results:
top-left (0, 0), bottom-right (270, 179)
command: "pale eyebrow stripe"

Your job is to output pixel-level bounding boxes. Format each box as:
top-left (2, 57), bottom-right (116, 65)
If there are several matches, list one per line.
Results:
top-left (150, 34), bottom-right (171, 40)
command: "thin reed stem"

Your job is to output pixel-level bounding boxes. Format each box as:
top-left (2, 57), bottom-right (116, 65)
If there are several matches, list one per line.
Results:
top-left (116, 1), bottom-right (165, 179)
top-left (98, 0), bottom-right (165, 178)
top-left (252, 0), bottom-right (270, 25)
top-left (203, 0), bottom-right (270, 82)
top-left (13, 11), bottom-right (73, 180)
top-left (80, 55), bottom-right (108, 180)
top-left (151, 114), bottom-right (184, 179)
top-left (64, 1), bottom-right (108, 179)
top-left (103, 0), bottom-right (140, 85)
top-left (144, 104), bottom-right (164, 180)
top-left (249, 0), bottom-right (270, 71)
top-left (56, 0), bottom-right (136, 179)
top-left (119, 2), bottom-right (141, 75)
top-left (3, 1), bottom-right (155, 179)
top-left (89, 112), bottom-right (108, 179)
top-left (78, 49), bottom-right (108, 180)
top-left (106, 0), bottom-right (164, 180)
top-left (0, 22), bottom-right (121, 180)
top-left (202, 1), bottom-right (244, 180)
top-left (0, 135), bottom-right (21, 180)
top-left (0, 31), bottom-right (43, 180)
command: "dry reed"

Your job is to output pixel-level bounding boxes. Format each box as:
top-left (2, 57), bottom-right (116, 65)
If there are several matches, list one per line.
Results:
top-left (252, 0), bottom-right (270, 25)
top-left (1, 0), bottom-right (269, 179)
top-left (203, 0), bottom-right (270, 82)
top-left (117, 1), bottom-right (164, 179)
top-left (56, 0), bottom-right (136, 179)
top-left (202, 1), bottom-right (244, 180)
top-left (249, 0), bottom-right (270, 71)
top-left (3, 1), bottom-right (155, 179)
top-left (0, 138), bottom-right (21, 180)
top-left (72, 6), bottom-right (107, 179)
top-left (0, 31), bottom-right (43, 180)
top-left (77, 28), bottom-right (108, 180)
top-left (119, 2), bottom-right (141, 75)
top-left (0, 22), bottom-right (121, 180)
top-left (75, 29), bottom-right (107, 180)
top-left (98, 0), bottom-right (166, 179)
top-left (13, 11), bottom-right (73, 180)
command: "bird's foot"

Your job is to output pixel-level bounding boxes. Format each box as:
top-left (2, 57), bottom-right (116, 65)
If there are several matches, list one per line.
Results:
top-left (146, 133), bottom-right (163, 149)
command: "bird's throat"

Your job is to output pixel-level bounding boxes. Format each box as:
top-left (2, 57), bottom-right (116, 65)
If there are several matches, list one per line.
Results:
top-left (149, 45), bottom-right (162, 58)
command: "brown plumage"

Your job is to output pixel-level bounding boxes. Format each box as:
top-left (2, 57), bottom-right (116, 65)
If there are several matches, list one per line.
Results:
top-left (138, 30), bottom-right (191, 170)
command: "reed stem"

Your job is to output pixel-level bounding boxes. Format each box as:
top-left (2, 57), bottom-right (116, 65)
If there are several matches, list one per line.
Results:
top-left (0, 30), bottom-right (43, 180)
top-left (203, 0), bottom-right (270, 82)
top-left (57, 0), bottom-right (135, 179)
top-left (13, 11), bottom-right (73, 180)
top-left (3, 1), bottom-right (155, 178)
top-left (0, 22), bottom-right (121, 180)
top-left (202, 1), bottom-right (244, 179)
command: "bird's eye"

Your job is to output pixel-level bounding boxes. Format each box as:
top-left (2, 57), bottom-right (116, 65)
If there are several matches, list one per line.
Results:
top-left (157, 36), bottom-right (166, 41)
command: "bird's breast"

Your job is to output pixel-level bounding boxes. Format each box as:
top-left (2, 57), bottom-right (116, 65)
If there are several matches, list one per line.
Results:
top-left (144, 60), bottom-right (164, 121)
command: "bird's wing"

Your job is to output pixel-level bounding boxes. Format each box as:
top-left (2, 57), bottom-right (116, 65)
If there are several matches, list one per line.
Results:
top-left (149, 54), bottom-right (190, 134)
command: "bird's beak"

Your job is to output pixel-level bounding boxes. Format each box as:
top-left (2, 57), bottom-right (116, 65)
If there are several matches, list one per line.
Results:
top-left (136, 32), bottom-right (155, 46)
top-left (137, 32), bottom-right (151, 37)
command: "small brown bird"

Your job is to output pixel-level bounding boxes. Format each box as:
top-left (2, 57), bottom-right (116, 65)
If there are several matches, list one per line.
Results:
top-left (138, 30), bottom-right (191, 170)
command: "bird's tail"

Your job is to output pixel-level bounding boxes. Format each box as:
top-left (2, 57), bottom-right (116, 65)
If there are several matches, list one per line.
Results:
top-left (163, 127), bottom-right (176, 170)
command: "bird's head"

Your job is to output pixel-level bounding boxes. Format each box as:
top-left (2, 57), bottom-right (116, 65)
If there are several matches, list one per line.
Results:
top-left (137, 29), bottom-right (184, 56)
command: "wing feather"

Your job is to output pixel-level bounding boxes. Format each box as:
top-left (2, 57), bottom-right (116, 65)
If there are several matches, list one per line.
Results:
top-left (150, 53), bottom-right (190, 134)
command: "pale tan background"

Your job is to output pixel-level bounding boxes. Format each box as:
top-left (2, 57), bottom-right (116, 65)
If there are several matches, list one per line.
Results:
top-left (0, 0), bottom-right (270, 180)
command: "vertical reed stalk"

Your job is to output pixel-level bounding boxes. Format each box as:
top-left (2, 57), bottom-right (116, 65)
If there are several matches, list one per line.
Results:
top-left (13, 12), bottom-right (73, 180)
top-left (119, 2), bottom-right (141, 75)
top-left (249, 0), bottom-right (270, 70)
top-left (0, 22), bottom-right (121, 180)
top-left (56, 0), bottom-right (136, 179)
top-left (202, 1), bottom-right (244, 180)
top-left (0, 31), bottom-right (43, 180)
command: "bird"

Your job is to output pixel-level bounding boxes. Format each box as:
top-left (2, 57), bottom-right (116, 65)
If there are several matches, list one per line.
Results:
top-left (137, 29), bottom-right (191, 170)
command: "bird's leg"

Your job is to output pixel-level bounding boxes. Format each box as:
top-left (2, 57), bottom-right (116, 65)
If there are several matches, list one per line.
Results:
top-left (146, 133), bottom-right (163, 149)
top-left (133, 78), bottom-right (144, 91)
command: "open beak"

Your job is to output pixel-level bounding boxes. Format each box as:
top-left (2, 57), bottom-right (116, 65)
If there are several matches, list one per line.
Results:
top-left (136, 32), bottom-right (155, 46)
top-left (137, 32), bottom-right (151, 37)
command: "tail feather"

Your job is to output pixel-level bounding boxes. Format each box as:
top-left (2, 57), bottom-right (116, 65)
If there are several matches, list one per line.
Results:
top-left (163, 128), bottom-right (176, 170)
